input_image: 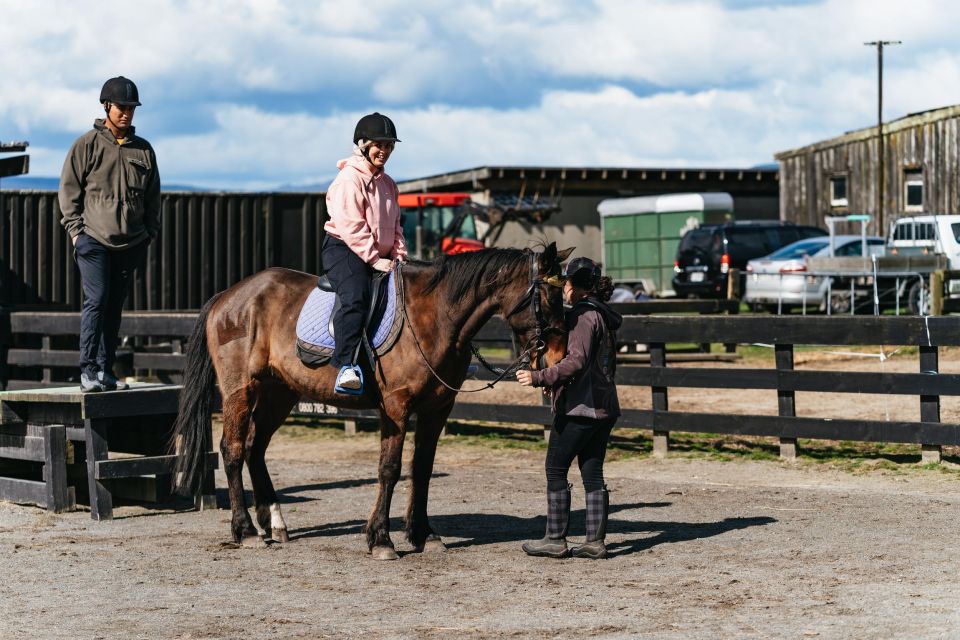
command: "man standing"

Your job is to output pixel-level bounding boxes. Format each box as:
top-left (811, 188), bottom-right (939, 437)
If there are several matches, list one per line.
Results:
top-left (59, 76), bottom-right (160, 392)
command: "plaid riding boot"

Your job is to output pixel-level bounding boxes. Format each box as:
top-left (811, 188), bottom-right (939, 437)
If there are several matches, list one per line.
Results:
top-left (522, 484), bottom-right (571, 558)
top-left (572, 486), bottom-right (609, 559)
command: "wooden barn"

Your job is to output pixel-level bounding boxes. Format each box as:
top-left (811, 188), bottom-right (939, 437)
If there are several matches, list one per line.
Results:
top-left (776, 104), bottom-right (960, 236)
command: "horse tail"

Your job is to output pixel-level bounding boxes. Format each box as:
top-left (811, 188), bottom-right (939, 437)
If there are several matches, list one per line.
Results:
top-left (170, 294), bottom-right (219, 496)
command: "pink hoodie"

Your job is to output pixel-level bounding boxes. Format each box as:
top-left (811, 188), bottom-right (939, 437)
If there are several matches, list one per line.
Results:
top-left (324, 155), bottom-right (408, 265)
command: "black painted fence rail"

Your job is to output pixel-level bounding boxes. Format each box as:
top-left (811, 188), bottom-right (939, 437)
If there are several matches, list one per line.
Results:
top-left (2, 311), bottom-right (958, 460)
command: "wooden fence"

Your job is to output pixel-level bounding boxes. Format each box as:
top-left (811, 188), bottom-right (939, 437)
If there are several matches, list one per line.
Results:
top-left (2, 310), bottom-right (958, 463)
top-left (0, 190), bottom-right (328, 309)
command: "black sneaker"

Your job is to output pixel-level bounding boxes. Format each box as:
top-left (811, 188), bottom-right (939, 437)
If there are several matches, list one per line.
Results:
top-left (97, 370), bottom-right (129, 391)
top-left (80, 370), bottom-right (105, 393)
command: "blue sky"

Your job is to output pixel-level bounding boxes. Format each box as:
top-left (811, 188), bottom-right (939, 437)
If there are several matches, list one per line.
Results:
top-left (3, 0), bottom-right (960, 191)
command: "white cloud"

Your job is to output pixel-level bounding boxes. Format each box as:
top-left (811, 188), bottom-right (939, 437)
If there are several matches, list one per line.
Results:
top-left (4, 0), bottom-right (960, 189)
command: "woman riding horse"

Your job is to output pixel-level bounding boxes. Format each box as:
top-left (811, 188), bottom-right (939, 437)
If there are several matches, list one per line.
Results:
top-left (172, 243), bottom-right (571, 559)
top-left (323, 112), bottom-right (406, 395)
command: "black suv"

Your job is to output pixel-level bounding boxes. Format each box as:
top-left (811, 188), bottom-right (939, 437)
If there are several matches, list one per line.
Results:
top-left (672, 221), bottom-right (827, 298)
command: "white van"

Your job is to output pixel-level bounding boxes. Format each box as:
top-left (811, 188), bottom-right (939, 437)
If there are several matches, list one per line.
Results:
top-left (888, 215), bottom-right (960, 295)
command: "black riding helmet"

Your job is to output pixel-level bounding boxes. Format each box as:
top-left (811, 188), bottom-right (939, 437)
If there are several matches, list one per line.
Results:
top-left (100, 76), bottom-right (141, 106)
top-left (353, 112), bottom-right (400, 144)
top-left (563, 257), bottom-right (602, 289)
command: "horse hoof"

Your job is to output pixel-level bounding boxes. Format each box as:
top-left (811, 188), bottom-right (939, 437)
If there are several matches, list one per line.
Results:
top-left (272, 528), bottom-right (290, 543)
top-left (241, 535), bottom-right (267, 549)
top-left (371, 545), bottom-right (399, 561)
top-left (423, 536), bottom-right (447, 552)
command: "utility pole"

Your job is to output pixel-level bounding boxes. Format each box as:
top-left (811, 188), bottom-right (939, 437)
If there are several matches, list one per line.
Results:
top-left (864, 40), bottom-right (901, 237)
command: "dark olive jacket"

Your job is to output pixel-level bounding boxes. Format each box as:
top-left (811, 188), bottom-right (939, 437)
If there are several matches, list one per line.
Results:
top-left (58, 119), bottom-right (160, 250)
top-left (531, 297), bottom-right (622, 420)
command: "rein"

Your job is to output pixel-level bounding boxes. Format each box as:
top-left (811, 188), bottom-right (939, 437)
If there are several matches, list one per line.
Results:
top-left (396, 254), bottom-right (552, 393)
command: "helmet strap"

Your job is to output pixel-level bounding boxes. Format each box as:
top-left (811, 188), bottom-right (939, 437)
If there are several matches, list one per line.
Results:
top-left (103, 102), bottom-right (129, 138)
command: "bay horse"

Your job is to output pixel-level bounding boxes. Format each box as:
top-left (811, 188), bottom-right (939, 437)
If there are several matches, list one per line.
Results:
top-left (171, 243), bottom-right (572, 559)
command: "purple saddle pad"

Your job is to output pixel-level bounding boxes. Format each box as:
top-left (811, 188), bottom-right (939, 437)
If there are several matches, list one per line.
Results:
top-left (295, 270), bottom-right (400, 352)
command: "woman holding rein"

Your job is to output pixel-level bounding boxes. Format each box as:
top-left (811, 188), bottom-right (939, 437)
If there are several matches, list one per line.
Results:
top-left (322, 112), bottom-right (408, 395)
top-left (516, 258), bottom-right (622, 559)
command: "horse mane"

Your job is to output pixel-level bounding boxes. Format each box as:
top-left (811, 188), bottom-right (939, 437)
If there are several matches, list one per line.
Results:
top-left (423, 248), bottom-right (530, 304)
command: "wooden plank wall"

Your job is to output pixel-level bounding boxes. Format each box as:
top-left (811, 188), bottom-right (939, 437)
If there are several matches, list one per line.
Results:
top-left (778, 112), bottom-right (960, 235)
top-left (0, 191), bottom-right (329, 310)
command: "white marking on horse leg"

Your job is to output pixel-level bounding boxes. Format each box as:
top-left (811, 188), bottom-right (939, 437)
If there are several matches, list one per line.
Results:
top-left (270, 503), bottom-right (290, 543)
top-left (252, 509), bottom-right (267, 537)
top-left (270, 503), bottom-right (286, 531)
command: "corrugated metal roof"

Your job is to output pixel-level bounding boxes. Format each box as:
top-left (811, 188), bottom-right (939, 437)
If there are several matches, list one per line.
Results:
top-left (396, 165), bottom-right (777, 193)
top-left (776, 104), bottom-right (960, 160)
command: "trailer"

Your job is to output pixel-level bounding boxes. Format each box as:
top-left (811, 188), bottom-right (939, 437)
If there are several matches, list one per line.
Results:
top-left (598, 192), bottom-right (734, 296)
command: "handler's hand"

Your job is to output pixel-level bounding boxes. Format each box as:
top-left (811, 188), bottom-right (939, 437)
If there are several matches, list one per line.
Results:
top-left (516, 369), bottom-right (535, 387)
top-left (373, 258), bottom-right (394, 272)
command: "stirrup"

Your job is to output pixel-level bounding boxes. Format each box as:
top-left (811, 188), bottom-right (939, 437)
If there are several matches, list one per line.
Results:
top-left (334, 365), bottom-right (364, 395)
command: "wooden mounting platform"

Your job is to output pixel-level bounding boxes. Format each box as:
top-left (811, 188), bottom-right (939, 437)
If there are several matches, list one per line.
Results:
top-left (0, 383), bottom-right (217, 519)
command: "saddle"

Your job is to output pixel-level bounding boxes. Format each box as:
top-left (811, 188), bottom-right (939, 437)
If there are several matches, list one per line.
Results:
top-left (295, 271), bottom-right (404, 367)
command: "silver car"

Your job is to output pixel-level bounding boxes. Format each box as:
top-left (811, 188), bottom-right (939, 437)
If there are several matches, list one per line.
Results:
top-left (744, 235), bottom-right (885, 312)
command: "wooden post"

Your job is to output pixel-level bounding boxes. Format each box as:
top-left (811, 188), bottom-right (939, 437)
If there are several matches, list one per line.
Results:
top-left (930, 271), bottom-right (944, 316)
top-left (0, 308), bottom-right (10, 390)
top-left (343, 419), bottom-right (357, 436)
top-left (42, 424), bottom-right (74, 513)
top-left (41, 336), bottom-right (52, 384)
top-left (726, 268), bottom-right (741, 301)
top-left (776, 344), bottom-right (797, 460)
top-left (650, 342), bottom-right (669, 458)
top-left (919, 345), bottom-right (941, 463)
top-left (84, 418), bottom-right (113, 520)
top-left (197, 414), bottom-right (218, 510)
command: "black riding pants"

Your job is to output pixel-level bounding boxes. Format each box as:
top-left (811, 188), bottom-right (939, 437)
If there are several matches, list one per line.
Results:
top-left (321, 235), bottom-right (373, 368)
top-left (74, 233), bottom-right (148, 375)
top-left (545, 414), bottom-right (616, 493)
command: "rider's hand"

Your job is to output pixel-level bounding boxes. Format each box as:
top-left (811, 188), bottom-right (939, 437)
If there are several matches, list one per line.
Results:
top-left (516, 369), bottom-right (534, 387)
top-left (373, 258), bottom-right (394, 272)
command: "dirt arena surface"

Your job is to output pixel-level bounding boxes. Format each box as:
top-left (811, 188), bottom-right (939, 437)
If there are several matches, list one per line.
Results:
top-left (3, 349), bottom-right (960, 639)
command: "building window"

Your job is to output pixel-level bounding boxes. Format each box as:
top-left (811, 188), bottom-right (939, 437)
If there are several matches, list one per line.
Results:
top-left (904, 169), bottom-right (923, 212)
top-left (830, 175), bottom-right (848, 207)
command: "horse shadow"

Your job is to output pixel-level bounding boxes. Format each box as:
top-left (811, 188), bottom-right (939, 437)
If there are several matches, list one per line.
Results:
top-left (288, 501), bottom-right (776, 557)
top-left (239, 472), bottom-right (451, 504)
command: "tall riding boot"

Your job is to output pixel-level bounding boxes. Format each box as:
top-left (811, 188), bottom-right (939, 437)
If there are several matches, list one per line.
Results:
top-left (522, 485), bottom-right (571, 558)
top-left (572, 486), bottom-right (609, 559)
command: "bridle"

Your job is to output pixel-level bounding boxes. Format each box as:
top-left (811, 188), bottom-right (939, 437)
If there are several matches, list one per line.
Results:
top-left (397, 251), bottom-right (563, 393)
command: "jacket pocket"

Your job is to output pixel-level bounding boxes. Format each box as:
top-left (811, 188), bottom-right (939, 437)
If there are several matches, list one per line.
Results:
top-left (125, 156), bottom-right (151, 190)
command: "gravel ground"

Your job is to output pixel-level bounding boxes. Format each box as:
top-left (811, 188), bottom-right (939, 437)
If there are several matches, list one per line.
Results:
top-left (4, 349), bottom-right (960, 639)
top-left (2, 423), bottom-right (960, 640)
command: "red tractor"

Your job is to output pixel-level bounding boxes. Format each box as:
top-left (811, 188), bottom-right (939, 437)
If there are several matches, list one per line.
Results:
top-left (398, 192), bottom-right (561, 259)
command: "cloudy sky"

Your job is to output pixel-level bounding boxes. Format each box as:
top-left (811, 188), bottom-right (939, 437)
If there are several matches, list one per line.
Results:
top-left (3, 0), bottom-right (959, 191)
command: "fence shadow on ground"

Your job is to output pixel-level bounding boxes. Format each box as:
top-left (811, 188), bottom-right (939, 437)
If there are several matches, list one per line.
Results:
top-left (276, 473), bottom-right (450, 499)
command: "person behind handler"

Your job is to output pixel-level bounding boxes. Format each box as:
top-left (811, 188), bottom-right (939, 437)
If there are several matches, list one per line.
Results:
top-left (322, 112), bottom-right (407, 394)
top-left (59, 76), bottom-right (160, 393)
top-left (517, 257), bottom-right (622, 559)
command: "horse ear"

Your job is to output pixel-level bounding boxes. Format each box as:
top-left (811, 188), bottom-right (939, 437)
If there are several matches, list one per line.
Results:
top-left (556, 246), bottom-right (575, 263)
top-left (541, 242), bottom-right (557, 265)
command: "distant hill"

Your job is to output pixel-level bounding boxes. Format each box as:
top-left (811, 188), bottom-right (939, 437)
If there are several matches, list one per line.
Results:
top-left (0, 176), bottom-right (207, 191)
top-left (272, 180), bottom-right (332, 193)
